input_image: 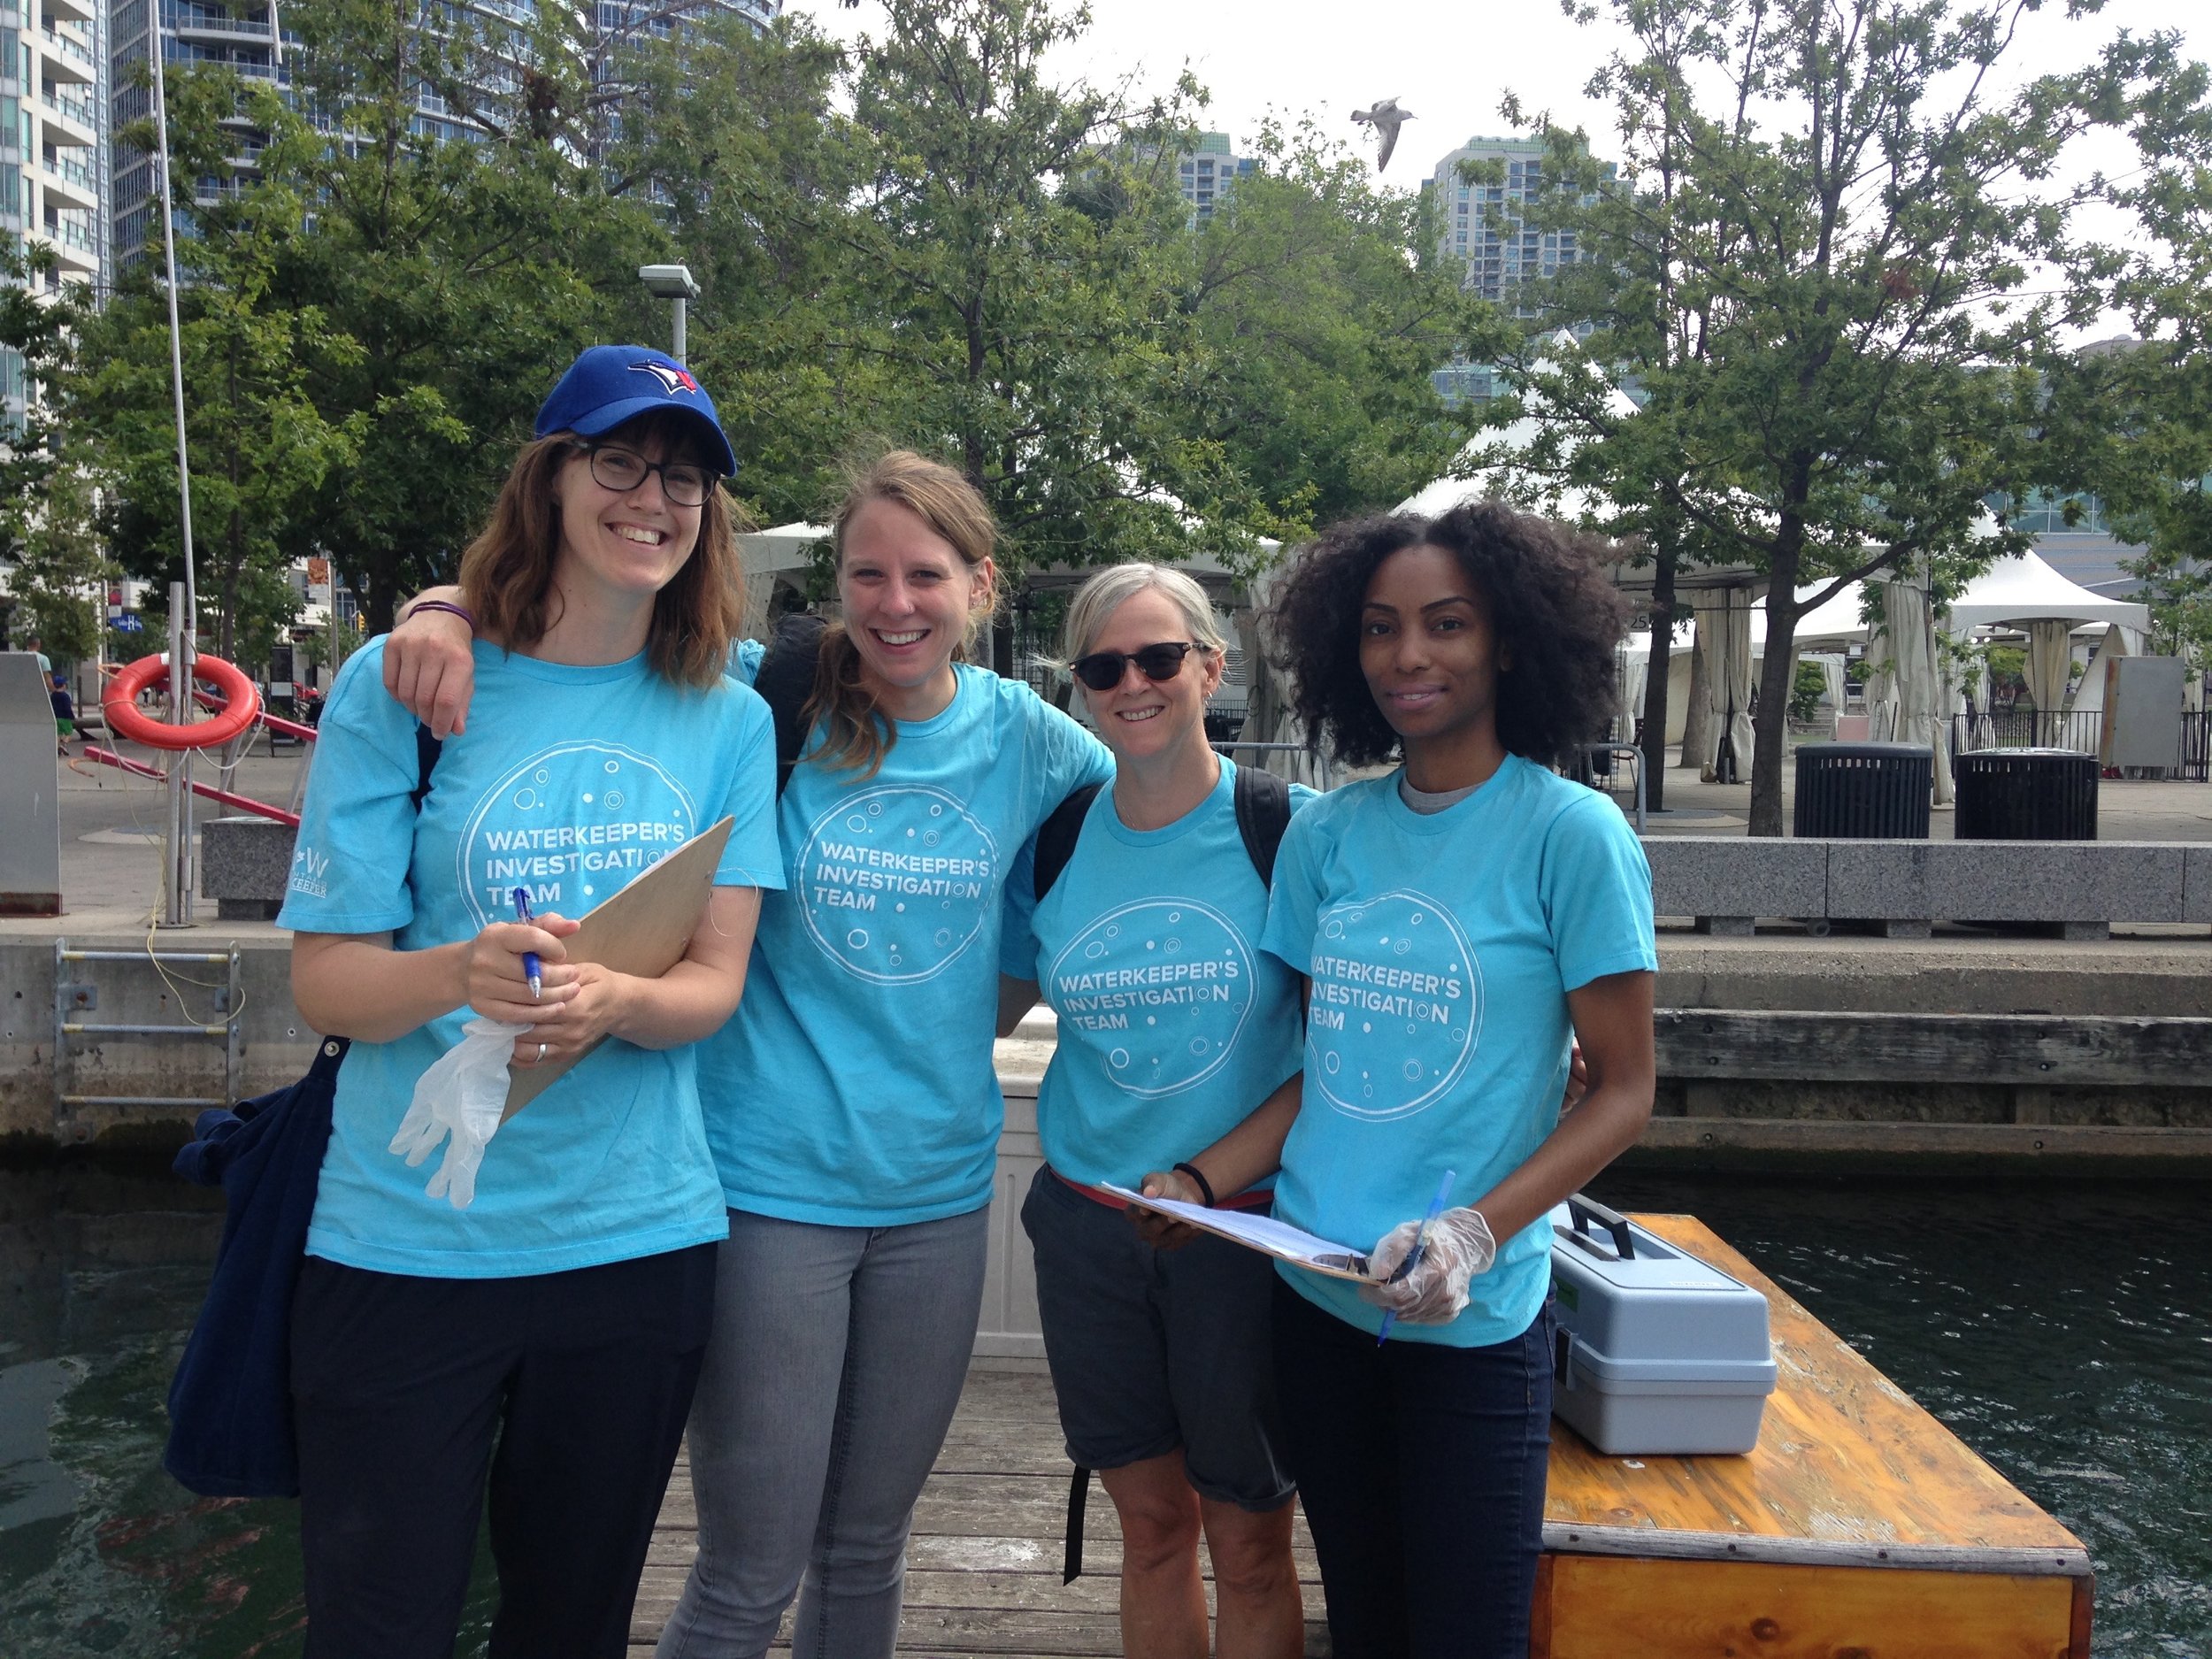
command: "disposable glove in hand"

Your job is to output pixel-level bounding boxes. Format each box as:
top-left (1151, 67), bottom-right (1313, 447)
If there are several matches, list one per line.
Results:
top-left (1358, 1206), bottom-right (1499, 1325)
top-left (388, 1017), bottom-right (528, 1210)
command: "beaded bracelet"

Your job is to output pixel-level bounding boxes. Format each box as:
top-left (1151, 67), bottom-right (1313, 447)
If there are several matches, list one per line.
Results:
top-left (403, 599), bottom-right (478, 632)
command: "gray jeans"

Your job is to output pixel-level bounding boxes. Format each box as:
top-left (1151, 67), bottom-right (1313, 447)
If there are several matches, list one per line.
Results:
top-left (655, 1205), bottom-right (990, 1659)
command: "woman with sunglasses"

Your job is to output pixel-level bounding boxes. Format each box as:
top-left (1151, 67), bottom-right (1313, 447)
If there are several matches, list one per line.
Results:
top-left (1206, 502), bottom-right (1655, 1658)
top-left (278, 346), bottom-right (783, 1659)
top-left (381, 450), bottom-right (1113, 1659)
top-left (997, 564), bottom-right (1312, 1659)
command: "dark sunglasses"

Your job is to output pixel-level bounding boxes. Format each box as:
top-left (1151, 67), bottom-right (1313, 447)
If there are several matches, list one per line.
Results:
top-left (1071, 641), bottom-right (1198, 692)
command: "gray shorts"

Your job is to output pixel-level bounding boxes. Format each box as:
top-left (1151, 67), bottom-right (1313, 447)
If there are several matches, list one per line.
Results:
top-left (1019, 1165), bottom-right (1294, 1511)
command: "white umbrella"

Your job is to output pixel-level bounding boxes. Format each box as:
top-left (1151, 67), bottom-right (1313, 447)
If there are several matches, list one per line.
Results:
top-left (1688, 590), bottom-right (1755, 780)
top-left (1878, 572), bottom-right (1952, 804)
top-left (2025, 619), bottom-right (2074, 741)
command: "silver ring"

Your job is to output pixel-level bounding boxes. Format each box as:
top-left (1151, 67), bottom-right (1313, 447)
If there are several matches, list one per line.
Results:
top-left (536, 1042), bottom-right (549, 1063)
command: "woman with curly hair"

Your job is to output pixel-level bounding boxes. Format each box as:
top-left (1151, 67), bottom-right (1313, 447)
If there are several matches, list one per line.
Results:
top-left (1164, 500), bottom-right (1657, 1658)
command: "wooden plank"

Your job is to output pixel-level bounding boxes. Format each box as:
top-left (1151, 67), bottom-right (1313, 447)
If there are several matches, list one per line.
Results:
top-left (1655, 1008), bottom-right (2212, 1086)
top-left (1640, 1117), bottom-right (2212, 1162)
top-left (1543, 1215), bottom-right (2090, 1573)
top-left (1542, 1555), bottom-right (2078, 1659)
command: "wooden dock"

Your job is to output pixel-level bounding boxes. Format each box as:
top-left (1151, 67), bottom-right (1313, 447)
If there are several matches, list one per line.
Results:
top-left (632, 1215), bottom-right (2092, 1658)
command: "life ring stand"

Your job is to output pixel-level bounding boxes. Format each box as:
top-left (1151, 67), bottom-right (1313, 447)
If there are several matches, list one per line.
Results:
top-left (104, 652), bottom-right (262, 751)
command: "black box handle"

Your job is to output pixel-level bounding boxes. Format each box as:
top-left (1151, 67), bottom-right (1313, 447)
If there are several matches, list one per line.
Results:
top-left (1566, 1193), bottom-right (1635, 1260)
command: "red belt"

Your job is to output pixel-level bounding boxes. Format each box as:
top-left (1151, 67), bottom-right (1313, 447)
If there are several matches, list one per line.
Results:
top-left (1053, 1168), bottom-right (1273, 1212)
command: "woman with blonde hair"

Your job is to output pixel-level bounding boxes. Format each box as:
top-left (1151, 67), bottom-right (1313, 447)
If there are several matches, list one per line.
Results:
top-left (280, 345), bottom-right (783, 1658)
top-left (383, 449), bottom-right (1113, 1659)
top-left (998, 561), bottom-right (1312, 1659)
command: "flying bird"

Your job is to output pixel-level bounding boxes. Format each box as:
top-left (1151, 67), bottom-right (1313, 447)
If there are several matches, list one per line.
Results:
top-left (1352, 98), bottom-right (1415, 172)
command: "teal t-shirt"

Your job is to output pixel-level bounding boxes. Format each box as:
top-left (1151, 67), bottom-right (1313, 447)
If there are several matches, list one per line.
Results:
top-left (1258, 756), bottom-right (1656, 1348)
top-left (279, 638), bottom-right (784, 1279)
top-left (1001, 758), bottom-right (1315, 1193)
top-left (699, 646), bottom-right (1115, 1225)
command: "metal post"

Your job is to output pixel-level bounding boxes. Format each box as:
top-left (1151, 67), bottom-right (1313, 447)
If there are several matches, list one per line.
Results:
top-left (671, 296), bottom-right (687, 364)
top-left (147, 10), bottom-right (198, 635)
top-left (162, 582), bottom-right (195, 928)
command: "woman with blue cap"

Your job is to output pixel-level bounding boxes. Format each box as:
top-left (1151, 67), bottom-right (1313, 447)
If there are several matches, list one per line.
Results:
top-left (385, 445), bottom-right (1114, 1659)
top-left (279, 345), bottom-right (784, 1659)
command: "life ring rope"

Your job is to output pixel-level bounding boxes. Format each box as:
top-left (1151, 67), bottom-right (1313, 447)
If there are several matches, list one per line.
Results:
top-left (103, 653), bottom-right (262, 752)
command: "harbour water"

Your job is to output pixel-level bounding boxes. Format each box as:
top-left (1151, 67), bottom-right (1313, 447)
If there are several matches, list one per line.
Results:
top-left (3, 1159), bottom-right (2207, 1657)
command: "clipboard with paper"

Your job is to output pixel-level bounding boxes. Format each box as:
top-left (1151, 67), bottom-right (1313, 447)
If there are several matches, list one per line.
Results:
top-left (502, 815), bottom-right (735, 1118)
top-left (1098, 1181), bottom-right (1386, 1282)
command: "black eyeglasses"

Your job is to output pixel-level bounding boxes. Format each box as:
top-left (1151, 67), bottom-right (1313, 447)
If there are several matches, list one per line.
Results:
top-left (1070, 641), bottom-right (1198, 692)
top-left (579, 443), bottom-right (715, 508)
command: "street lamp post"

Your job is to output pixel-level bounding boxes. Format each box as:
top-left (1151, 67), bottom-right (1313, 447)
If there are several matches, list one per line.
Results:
top-left (638, 265), bottom-right (701, 364)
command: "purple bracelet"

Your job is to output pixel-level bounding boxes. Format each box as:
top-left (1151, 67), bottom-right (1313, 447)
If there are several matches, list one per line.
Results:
top-left (404, 599), bottom-right (477, 632)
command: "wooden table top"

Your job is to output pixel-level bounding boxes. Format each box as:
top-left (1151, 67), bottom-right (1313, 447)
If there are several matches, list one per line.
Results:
top-left (1541, 1214), bottom-right (2090, 1577)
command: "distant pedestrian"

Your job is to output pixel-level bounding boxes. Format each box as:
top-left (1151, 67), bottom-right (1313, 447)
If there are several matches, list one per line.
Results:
top-left (50, 673), bottom-right (74, 756)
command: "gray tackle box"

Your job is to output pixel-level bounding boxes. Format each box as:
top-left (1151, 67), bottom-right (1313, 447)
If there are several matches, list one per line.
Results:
top-left (1548, 1195), bottom-right (1778, 1455)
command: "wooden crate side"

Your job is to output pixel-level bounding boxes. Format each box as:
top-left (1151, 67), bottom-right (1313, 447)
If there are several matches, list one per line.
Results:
top-left (1545, 1555), bottom-right (2076, 1659)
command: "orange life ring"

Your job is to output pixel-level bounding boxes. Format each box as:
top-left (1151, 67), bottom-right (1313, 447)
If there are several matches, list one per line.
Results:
top-left (103, 652), bottom-right (262, 751)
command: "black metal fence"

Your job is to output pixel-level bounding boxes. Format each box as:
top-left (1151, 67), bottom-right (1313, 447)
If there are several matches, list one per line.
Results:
top-left (1946, 710), bottom-right (2212, 782)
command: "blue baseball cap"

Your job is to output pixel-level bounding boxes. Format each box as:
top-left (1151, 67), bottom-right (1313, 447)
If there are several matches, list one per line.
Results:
top-left (534, 345), bottom-right (739, 477)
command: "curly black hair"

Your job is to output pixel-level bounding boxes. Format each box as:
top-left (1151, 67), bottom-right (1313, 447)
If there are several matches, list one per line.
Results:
top-left (1264, 500), bottom-right (1632, 769)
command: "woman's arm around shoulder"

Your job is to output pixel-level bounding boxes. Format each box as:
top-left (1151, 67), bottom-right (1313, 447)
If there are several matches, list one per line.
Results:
top-left (383, 583), bottom-right (477, 738)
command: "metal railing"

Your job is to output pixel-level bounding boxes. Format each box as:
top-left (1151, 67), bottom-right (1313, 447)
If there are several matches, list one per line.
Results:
top-left (40, 27), bottom-right (92, 69)
top-left (1947, 709), bottom-right (2212, 781)
top-left (1947, 710), bottom-right (2105, 757)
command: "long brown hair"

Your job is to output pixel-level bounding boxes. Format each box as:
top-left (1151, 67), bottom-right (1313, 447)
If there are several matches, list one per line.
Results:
top-left (457, 411), bottom-right (751, 689)
top-left (804, 450), bottom-right (1000, 777)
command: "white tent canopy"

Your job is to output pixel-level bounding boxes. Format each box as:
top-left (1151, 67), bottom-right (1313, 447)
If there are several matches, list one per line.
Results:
top-left (1944, 550), bottom-right (2148, 634)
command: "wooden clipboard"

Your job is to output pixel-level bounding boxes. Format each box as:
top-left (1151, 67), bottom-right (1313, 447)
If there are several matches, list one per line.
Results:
top-left (502, 816), bottom-right (735, 1118)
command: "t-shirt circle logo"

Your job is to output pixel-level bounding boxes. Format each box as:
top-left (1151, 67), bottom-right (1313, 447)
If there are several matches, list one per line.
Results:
top-left (797, 785), bottom-right (999, 983)
top-left (1305, 890), bottom-right (1482, 1120)
top-left (1046, 899), bottom-right (1255, 1099)
top-left (455, 742), bottom-right (701, 931)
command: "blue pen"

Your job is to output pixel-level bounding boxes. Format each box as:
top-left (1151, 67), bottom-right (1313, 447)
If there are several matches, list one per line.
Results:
top-left (511, 887), bottom-right (542, 1000)
top-left (1378, 1168), bottom-right (1458, 1348)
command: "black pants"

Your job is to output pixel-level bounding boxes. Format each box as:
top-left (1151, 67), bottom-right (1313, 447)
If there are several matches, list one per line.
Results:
top-left (1271, 1279), bottom-right (1554, 1659)
top-left (291, 1245), bottom-right (718, 1659)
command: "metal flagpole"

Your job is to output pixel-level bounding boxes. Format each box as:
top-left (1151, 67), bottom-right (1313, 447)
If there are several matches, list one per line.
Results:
top-left (149, 18), bottom-right (198, 926)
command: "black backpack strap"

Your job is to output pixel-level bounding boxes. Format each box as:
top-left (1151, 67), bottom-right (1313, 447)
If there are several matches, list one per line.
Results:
top-left (410, 722), bottom-right (442, 810)
top-left (1232, 761), bottom-right (1294, 887)
top-left (1033, 782), bottom-right (1104, 902)
top-left (756, 613), bottom-right (828, 797)
top-left (1063, 1463), bottom-right (1091, 1584)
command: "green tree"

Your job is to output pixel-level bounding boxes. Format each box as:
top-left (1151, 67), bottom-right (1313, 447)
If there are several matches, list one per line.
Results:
top-left (0, 242), bottom-right (109, 658)
top-left (266, 0), bottom-right (665, 632)
top-left (2036, 58), bottom-right (2212, 661)
top-left (609, 12), bottom-right (879, 528)
top-left (1483, 0), bottom-right (2178, 833)
top-left (1179, 118), bottom-right (1475, 536)
top-left (829, 0), bottom-right (1282, 662)
top-left (77, 69), bottom-right (349, 662)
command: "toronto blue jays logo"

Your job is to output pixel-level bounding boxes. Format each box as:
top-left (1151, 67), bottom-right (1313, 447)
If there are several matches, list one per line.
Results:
top-left (630, 359), bottom-right (700, 395)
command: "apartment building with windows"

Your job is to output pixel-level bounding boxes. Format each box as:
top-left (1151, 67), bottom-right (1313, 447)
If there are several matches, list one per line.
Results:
top-left (1177, 130), bottom-right (1254, 225)
top-left (3, 0), bottom-right (102, 425)
top-left (1425, 134), bottom-right (1612, 405)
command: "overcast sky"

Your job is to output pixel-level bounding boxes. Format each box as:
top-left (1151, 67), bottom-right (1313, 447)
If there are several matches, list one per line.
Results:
top-left (796, 0), bottom-right (2207, 191)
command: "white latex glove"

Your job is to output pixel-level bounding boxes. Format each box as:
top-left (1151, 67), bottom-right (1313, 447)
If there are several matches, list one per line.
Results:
top-left (388, 1017), bottom-right (528, 1210)
top-left (1359, 1206), bottom-right (1499, 1325)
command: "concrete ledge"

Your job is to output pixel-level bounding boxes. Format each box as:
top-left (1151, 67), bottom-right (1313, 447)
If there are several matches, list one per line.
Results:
top-left (199, 816), bottom-right (296, 921)
top-left (1646, 837), bottom-right (2208, 931)
top-left (1648, 836), bottom-right (1826, 921)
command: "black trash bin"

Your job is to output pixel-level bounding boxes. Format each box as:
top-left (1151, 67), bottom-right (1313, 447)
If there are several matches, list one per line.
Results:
top-left (1792, 741), bottom-right (1933, 838)
top-left (1954, 748), bottom-right (2099, 841)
